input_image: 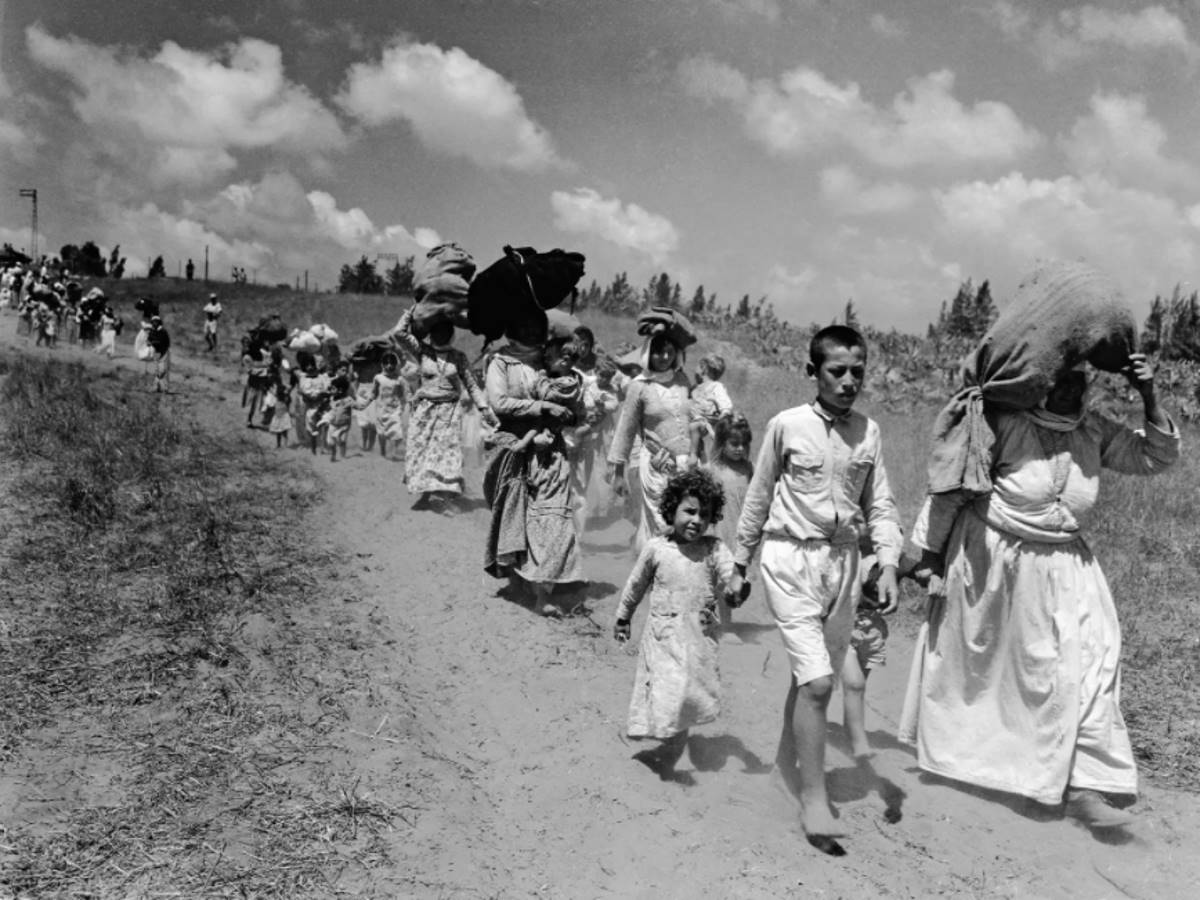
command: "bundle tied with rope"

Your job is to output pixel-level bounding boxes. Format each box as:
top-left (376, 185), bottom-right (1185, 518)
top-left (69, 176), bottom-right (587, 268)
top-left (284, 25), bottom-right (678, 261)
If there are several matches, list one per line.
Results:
top-left (467, 245), bottom-right (586, 342)
top-left (926, 260), bottom-right (1137, 497)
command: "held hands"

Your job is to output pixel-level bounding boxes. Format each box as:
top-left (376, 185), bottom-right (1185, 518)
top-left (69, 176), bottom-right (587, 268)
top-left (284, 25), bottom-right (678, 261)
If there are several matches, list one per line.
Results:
top-left (726, 567), bottom-right (752, 608)
top-left (613, 619), bottom-right (631, 643)
top-left (874, 565), bottom-right (900, 615)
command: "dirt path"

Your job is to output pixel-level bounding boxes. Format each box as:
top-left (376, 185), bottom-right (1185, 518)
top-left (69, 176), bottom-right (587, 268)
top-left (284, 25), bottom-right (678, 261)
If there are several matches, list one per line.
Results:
top-left (6, 322), bottom-right (1200, 898)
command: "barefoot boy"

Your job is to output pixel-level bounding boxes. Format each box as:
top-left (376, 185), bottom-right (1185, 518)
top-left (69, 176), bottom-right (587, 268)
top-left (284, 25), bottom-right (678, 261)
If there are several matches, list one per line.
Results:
top-left (730, 325), bottom-right (901, 855)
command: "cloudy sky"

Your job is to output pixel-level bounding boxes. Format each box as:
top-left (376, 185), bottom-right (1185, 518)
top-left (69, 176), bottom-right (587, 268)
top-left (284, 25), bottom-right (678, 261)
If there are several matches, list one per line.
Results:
top-left (3, 0), bottom-right (1200, 330)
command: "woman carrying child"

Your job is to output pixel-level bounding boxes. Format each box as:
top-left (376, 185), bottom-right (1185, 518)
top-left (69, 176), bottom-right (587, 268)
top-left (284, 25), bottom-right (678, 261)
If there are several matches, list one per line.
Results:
top-left (390, 307), bottom-right (492, 513)
top-left (607, 311), bottom-right (701, 553)
top-left (613, 467), bottom-right (741, 784)
top-left (295, 350), bottom-right (331, 454)
top-left (488, 316), bottom-right (586, 615)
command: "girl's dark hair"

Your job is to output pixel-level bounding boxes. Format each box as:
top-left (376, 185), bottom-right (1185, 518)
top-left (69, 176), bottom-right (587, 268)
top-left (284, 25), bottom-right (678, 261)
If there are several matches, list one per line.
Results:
top-left (714, 412), bottom-right (752, 455)
top-left (659, 467), bottom-right (725, 526)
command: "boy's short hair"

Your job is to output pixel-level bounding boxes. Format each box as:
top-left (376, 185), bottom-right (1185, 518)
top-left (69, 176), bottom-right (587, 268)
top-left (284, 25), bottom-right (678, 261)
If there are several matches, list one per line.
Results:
top-left (381, 351), bottom-right (399, 367)
top-left (809, 325), bottom-right (867, 368)
top-left (573, 325), bottom-right (595, 345)
top-left (659, 467), bottom-right (726, 526)
top-left (700, 354), bottom-right (726, 379)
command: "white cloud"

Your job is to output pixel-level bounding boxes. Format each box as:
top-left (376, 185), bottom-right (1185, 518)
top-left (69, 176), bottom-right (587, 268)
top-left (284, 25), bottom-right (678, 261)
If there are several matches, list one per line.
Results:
top-left (819, 165), bottom-right (918, 215)
top-left (25, 26), bottom-right (346, 186)
top-left (679, 58), bottom-right (1040, 168)
top-left (550, 188), bottom-right (679, 264)
top-left (1059, 92), bottom-right (1198, 190)
top-left (869, 13), bottom-right (907, 39)
top-left (988, 2), bottom-right (1198, 69)
top-left (83, 171), bottom-right (440, 286)
top-left (935, 171), bottom-right (1200, 301)
top-left (337, 38), bottom-right (564, 171)
top-left (763, 263), bottom-right (816, 308)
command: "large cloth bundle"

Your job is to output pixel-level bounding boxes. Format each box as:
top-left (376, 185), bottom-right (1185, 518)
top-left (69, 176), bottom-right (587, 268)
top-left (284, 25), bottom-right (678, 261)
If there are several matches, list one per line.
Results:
top-left (637, 306), bottom-right (697, 349)
top-left (286, 323), bottom-right (338, 352)
top-left (251, 314), bottom-right (289, 346)
top-left (348, 333), bottom-right (396, 366)
top-left (412, 242), bottom-right (476, 334)
top-left (467, 245), bottom-right (586, 341)
top-left (927, 260), bottom-right (1137, 496)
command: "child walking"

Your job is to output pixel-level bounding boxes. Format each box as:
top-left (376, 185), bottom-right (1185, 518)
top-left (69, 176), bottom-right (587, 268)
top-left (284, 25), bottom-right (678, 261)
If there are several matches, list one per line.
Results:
top-left (323, 374), bottom-right (355, 462)
top-left (372, 352), bottom-right (410, 460)
top-left (731, 325), bottom-right (902, 856)
top-left (267, 380), bottom-right (293, 449)
top-left (841, 544), bottom-right (889, 760)
top-left (708, 413), bottom-right (754, 635)
top-left (613, 468), bottom-right (743, 784)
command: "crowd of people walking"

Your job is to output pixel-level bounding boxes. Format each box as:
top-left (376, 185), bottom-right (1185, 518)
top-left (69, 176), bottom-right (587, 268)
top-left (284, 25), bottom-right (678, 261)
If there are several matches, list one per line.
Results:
top-left (3, 250), bottom-right (1179, 858)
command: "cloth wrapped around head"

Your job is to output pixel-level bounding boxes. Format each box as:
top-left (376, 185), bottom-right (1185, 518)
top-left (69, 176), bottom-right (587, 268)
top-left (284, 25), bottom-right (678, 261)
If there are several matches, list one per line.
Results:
top-left (927, 260), bottom-right (1137, 496)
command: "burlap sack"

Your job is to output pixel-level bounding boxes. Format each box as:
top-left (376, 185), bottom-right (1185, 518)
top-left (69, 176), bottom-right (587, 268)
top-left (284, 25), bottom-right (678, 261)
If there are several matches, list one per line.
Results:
top-left (927, 260), bottom-right (1137, 495)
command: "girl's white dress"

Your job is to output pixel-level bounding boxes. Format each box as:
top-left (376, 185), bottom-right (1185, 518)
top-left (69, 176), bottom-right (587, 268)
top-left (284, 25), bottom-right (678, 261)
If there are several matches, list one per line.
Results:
top-left (616, 535), bottom-right (735, 739)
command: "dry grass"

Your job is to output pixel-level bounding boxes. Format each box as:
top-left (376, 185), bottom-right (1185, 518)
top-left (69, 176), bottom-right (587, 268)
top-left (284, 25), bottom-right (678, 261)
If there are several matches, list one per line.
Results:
top-left (0, 356), bottom-right (408, 897)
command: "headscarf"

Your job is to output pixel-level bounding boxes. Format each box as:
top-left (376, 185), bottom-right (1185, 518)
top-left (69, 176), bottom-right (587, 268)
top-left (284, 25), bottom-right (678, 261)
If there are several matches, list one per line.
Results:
top-left (637, 335), bottom-right (686, 385)
top-left (927, 261), bottom-right (1135, 495)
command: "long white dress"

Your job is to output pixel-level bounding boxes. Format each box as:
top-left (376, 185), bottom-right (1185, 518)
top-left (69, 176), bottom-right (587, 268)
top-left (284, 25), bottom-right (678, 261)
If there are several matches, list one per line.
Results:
top-left (900, 409), bottom-right (1179, 804)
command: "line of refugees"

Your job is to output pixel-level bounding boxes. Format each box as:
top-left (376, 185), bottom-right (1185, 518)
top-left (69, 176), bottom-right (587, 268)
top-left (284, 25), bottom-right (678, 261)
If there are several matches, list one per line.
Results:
top-left (2, 265), bottom-right (174, 394)
top-left (221, 251), bottom-right (1172, 856)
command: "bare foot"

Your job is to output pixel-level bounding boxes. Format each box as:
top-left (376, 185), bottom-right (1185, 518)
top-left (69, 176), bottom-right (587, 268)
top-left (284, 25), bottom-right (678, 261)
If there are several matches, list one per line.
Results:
top-left (800, 802), bottom-right (846, 839)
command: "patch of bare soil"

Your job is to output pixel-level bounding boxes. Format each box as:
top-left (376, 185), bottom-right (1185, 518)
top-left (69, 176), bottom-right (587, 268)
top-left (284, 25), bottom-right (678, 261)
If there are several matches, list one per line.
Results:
top-left (2, 320), bottom-right (1198, 898)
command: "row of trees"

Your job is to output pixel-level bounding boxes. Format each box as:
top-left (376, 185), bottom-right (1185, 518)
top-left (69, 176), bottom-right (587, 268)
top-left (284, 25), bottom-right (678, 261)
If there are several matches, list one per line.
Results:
top-left (58, 241), bottom-right (127, 279)
top-left (337, 255), bottom-right (415, 295)
top-left (574, 270), bottom-right (774, 324)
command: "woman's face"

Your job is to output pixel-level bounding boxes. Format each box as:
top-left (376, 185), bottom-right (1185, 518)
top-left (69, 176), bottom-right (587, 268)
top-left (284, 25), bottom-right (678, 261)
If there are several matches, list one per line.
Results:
top-left (649, 338), bottom-right (678, 373)
top-left (1045, 368), bottom-right (1088, 415)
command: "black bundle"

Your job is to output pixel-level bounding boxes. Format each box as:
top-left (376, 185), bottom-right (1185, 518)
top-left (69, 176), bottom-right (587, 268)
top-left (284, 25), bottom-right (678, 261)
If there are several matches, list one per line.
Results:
top-left (467, 245), bottom-right (586, 341)
top-left (250, 314), bottom-right (288, 346)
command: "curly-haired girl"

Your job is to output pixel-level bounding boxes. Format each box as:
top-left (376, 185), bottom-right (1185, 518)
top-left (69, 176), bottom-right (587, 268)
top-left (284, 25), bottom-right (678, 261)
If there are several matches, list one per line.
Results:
top-left (612, 467), bottom-right (747, 783)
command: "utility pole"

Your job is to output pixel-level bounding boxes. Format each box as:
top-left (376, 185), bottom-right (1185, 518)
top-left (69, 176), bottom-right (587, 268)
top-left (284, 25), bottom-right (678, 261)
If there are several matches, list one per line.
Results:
top-left (18, 188), bottom-right (37, 260)
top-left (204, 244), bottom-right (209, 283)
top-left (304, 270), bottom-right (308, 293)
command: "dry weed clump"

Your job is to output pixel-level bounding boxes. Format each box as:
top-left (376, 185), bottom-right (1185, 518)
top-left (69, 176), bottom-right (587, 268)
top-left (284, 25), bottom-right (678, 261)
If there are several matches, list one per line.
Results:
top-left (0, 357), bottom-right (404, 897)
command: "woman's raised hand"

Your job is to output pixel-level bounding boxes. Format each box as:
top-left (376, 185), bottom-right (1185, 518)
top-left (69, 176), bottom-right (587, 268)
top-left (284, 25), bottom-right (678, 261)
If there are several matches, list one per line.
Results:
top-left (1122, 353), bottom-right (1155, 398)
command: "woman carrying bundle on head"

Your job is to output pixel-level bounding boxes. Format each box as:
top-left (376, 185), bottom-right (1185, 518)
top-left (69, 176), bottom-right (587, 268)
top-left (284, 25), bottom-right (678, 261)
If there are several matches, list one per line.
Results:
top-left (390, 307), bottom-right (494, 513)
top-left (606, 309), bottom-right (702, 553)
top-left (902, 261), bottom-right (1180, 833)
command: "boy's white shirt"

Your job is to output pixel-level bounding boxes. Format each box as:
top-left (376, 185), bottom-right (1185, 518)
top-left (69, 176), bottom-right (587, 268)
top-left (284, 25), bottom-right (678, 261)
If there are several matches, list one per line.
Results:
top-left (733, 402), bottom-right (902, 569)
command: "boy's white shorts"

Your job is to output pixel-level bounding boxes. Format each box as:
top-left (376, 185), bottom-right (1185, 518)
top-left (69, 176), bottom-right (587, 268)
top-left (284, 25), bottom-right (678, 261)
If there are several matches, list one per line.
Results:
top-left (759, 535), bottom-right (862, 686)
